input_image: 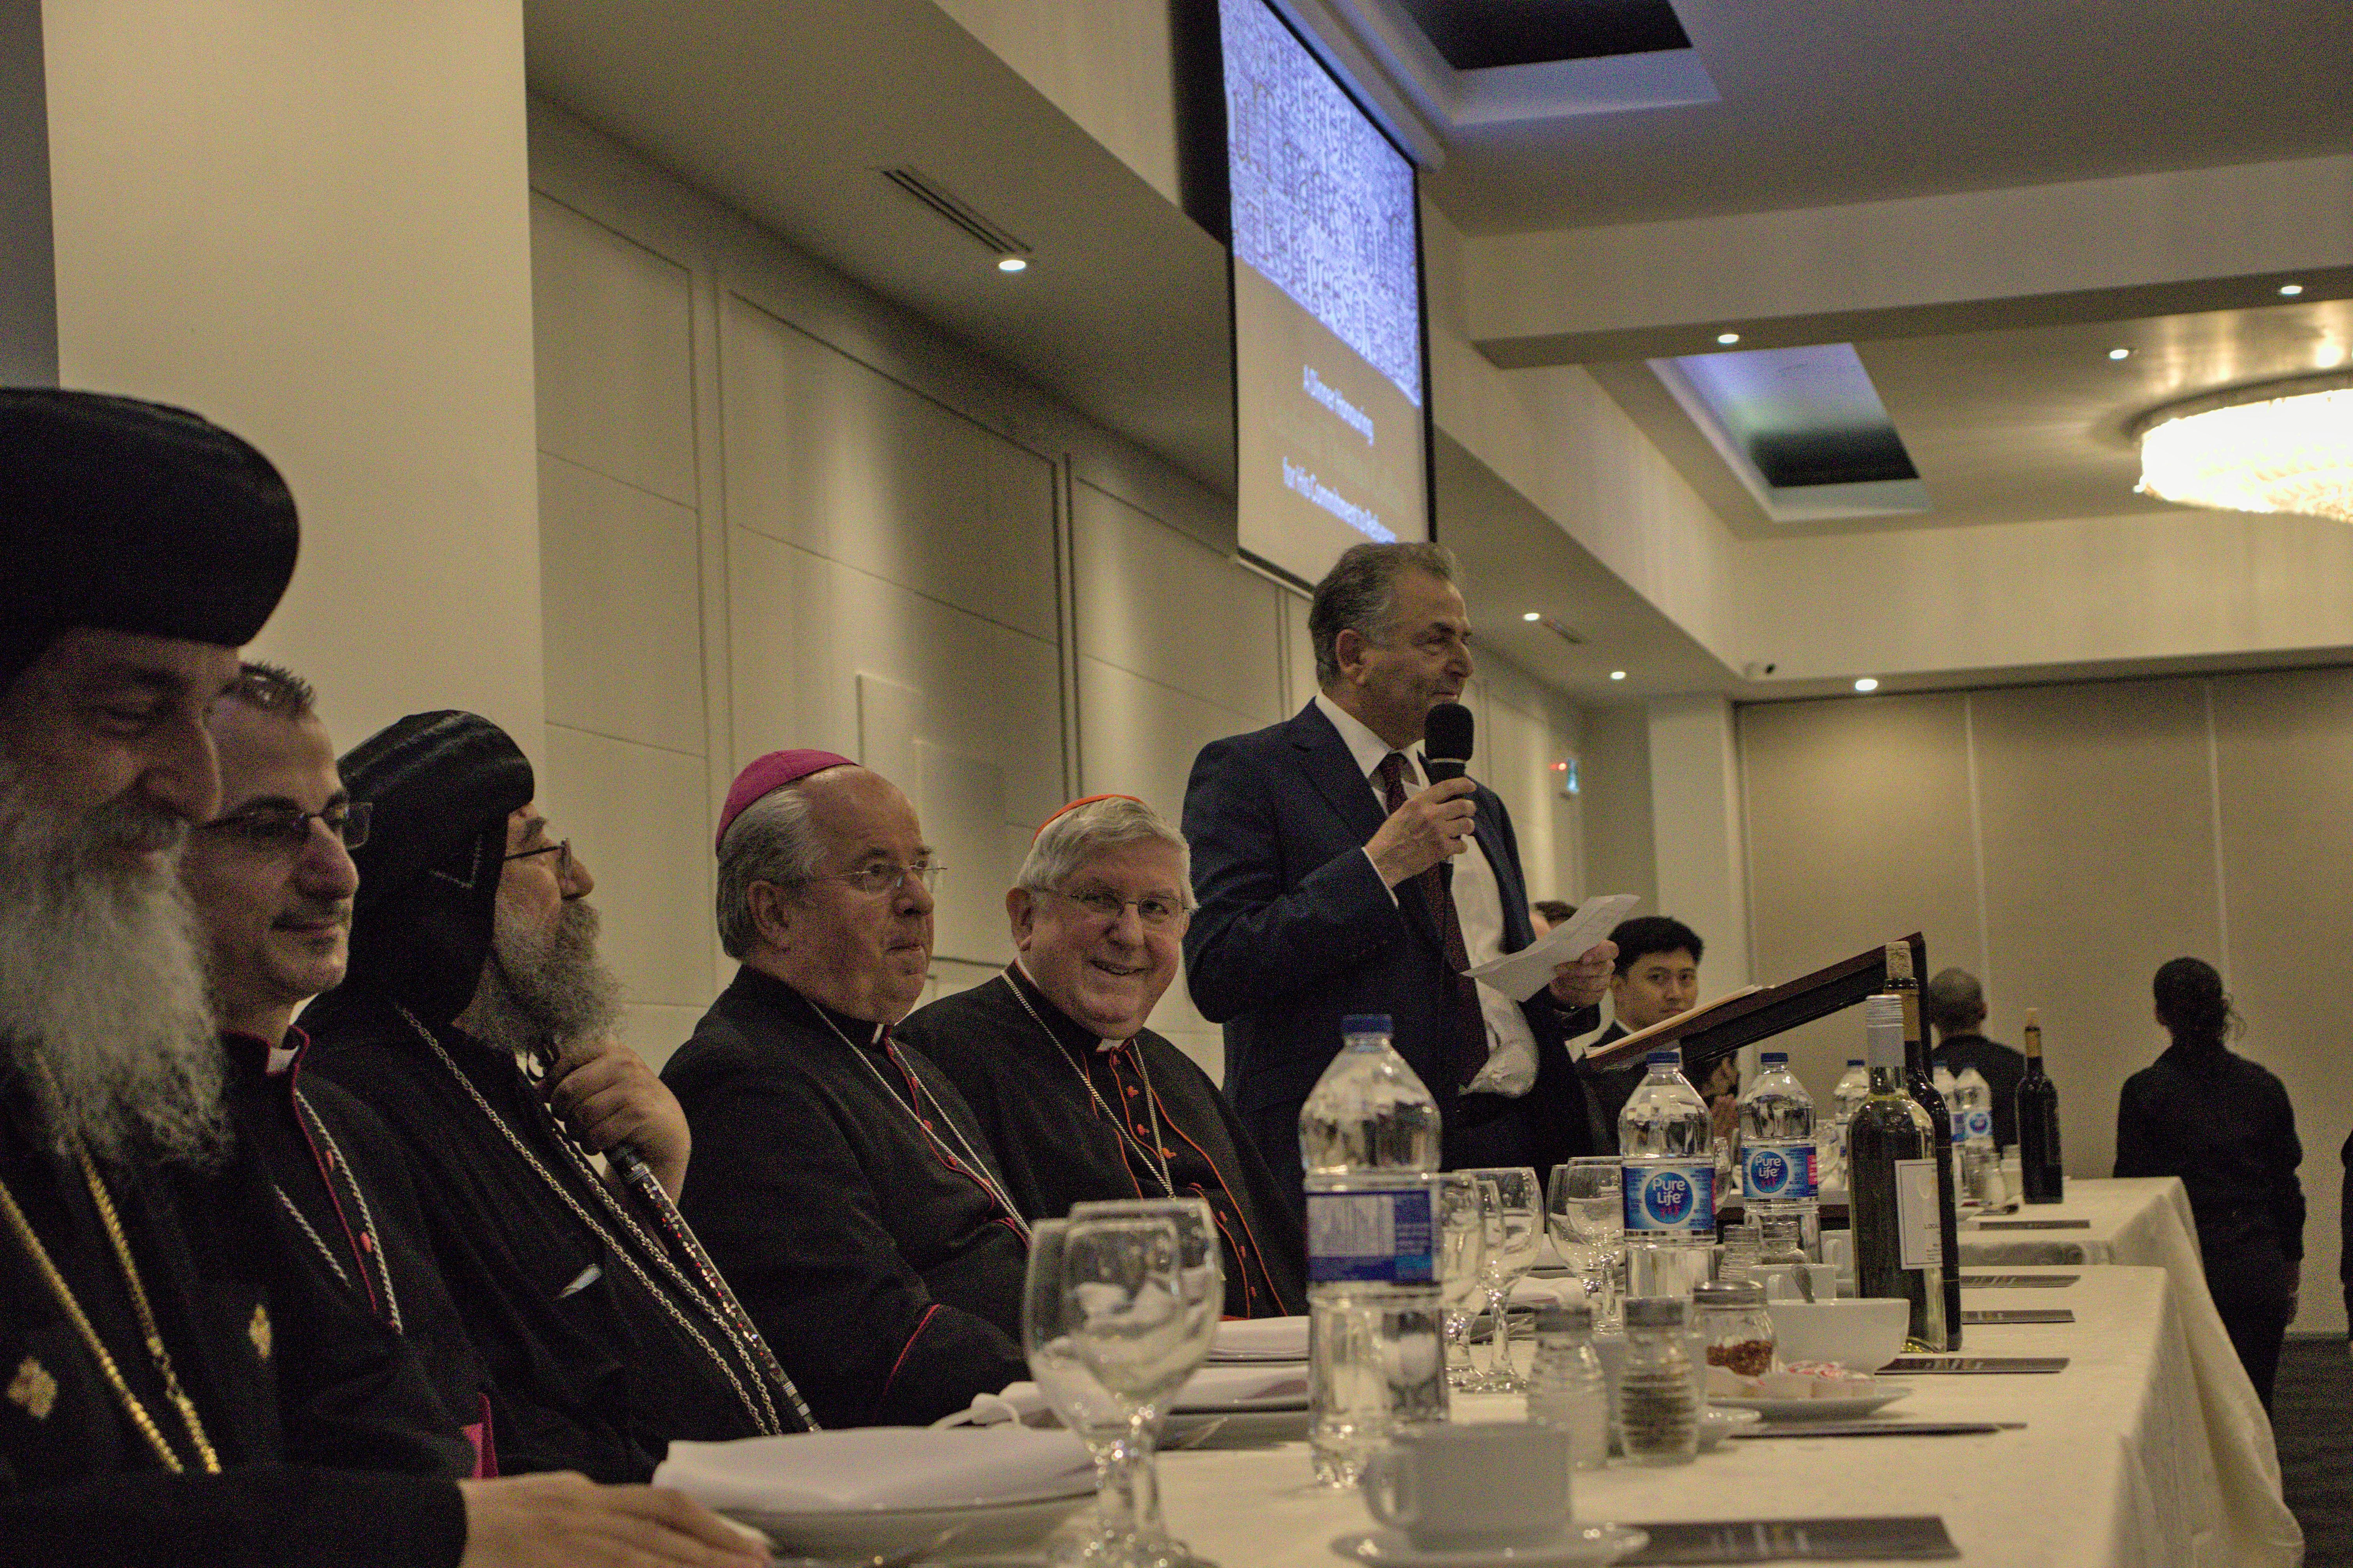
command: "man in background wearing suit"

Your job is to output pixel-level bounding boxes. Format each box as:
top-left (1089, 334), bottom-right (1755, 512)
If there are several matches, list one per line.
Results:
top-left (1181, 542), bottom-right (1614, 1213)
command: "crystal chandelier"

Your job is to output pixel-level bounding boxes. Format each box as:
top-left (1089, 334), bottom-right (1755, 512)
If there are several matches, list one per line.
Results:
top-left (2133, 372), bottom-right (2353, 524)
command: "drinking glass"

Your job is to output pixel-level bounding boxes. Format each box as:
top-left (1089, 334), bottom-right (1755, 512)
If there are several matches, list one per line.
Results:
top-left (1065, 1198), bottom-right (1223, 1568)
top-left (1547, 1157), bottom-right (1625, 1330)
top-left (1464, 1166), bottom-right (1543, 1392)
top-left (1435, 1172), bottom-right (1489, 1389)
top-left (1025, 1220), bottom-right (1139, 1566)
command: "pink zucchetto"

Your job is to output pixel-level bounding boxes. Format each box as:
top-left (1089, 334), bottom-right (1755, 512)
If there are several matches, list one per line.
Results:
top-left (715, 749), bottom-right (856, 850)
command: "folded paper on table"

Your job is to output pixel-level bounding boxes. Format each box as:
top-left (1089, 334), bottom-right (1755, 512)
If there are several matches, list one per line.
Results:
top-left (1208, 1315), bottom-right (1308, 1361)
top-left (1510, 1275), bottom-right (1580, 1308)
top-left (1464, 892), bottom-right (1640, 1002)
top-left (657, 1427), bottom-right (1092, 1512)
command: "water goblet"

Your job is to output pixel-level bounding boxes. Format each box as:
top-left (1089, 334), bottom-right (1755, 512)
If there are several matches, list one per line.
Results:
top-left (1464, 1167), bottom-right (1543, 1392)
top-left (1065, 1198), bottom-right (1223, 1568)
top-left (1025, 1220), bottom-right (1140, 1566)
top-left (1436, 1172), bottom-right (1489, 1390)
top-left (1547, 1156), bottom-right (1625, 1330)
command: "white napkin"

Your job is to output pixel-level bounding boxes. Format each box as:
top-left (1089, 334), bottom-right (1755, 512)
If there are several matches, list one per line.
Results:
top-left (1510, 1276), bottom-right (1580, 1308)
top-left (1171, 1362), bottom-right (1309, 1409)
top-left (656, 1428), bottom-right (1092, 1512)
top-left (1207, 1315), bottom-right (1309, 1361)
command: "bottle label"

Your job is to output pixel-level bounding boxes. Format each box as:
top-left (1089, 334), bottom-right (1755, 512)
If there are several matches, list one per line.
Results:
top-left (1742, 1143), bottom-right (1816, 1201)
top-left (1621, 1161), bottom-right (1716, 1234)
top-left (1963, 1108), bottom-right (1992, 1142)
top-left (1894, 1157), bottom-right (1943, 1271)
top-left (1306, 1182), bottom-right (1437, 1284)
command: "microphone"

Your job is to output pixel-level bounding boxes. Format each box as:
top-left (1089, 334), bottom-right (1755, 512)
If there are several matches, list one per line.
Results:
top-left (1423, 701), bottom-right (1474, 783)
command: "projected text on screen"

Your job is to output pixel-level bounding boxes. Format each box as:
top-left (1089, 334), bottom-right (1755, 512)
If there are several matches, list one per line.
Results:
top-left (1221, 0), bottom-right (1428, 586)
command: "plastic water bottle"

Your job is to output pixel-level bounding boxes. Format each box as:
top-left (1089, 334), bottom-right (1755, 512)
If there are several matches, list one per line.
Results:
top-left (1618, 1049), bottom-right (1715, 1299)
top-left (1299, 1014), bottom-right (1444, 1487)
top-left (1526, 1304), bottom-right (1609, 1472)
top-left (1738, 1052), bottom-right (1820, 1258)
top-left (1829, 1058), bottom-right (1870, 1186)
top-left (1952, 1065), bottom-right (2001, 1208)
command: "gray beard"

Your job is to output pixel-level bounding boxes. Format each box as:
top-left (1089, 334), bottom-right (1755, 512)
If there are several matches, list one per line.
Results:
top-left (0, 757), bottom-right (225, 1164)
top-left (464, 896), bottom-right (623, 1064)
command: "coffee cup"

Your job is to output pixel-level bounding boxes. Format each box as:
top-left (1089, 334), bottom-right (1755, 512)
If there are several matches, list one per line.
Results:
top-left (1358, 1423), bottom-right (1570, 1550)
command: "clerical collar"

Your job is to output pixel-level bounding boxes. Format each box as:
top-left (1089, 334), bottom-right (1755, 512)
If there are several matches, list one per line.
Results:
top-left (757, 969), bottom-right (890, 1047)
top-left (219, 1026), bottom-right (308, 1080)
top-left (1004, 961), bottom-right (1120, 1056)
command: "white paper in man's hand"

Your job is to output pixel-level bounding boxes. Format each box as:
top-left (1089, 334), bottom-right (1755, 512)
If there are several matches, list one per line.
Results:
top-left (1463, 893), bottom-right (1640, 1003)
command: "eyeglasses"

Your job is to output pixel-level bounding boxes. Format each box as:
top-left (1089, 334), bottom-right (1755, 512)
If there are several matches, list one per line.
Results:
top-left (202, 801), bottom-right (371, 854)
top-left (1044, 886), bottom-right (1189, 930)
top-left (809, 861), bottom-right (943, 898)
top-left (504, 838), bottom-right (574, 879)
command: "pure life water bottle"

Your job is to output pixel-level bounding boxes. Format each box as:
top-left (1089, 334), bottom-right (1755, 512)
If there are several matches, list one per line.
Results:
top-left (1739, 1052), bottom-right (1820, 1258)
top-left (1619, 1048), bottom-right (1715, 1299)
top-left (1299, 1014), bottom-right (1445, 1487)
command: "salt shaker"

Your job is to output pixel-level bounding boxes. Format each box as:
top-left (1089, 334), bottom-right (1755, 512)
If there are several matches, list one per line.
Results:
top-left (1616, 1297), bottom-right (1698, 1466)
top-left (1526, 1304), bottom-right (1609, 1472)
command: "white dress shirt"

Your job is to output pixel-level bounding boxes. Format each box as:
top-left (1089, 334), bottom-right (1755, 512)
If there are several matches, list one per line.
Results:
top-left (1313, 694), bottom-right (1539, 1096)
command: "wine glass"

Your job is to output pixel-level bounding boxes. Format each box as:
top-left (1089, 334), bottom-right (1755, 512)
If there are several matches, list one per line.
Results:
top-left (1464, 1166), bottom-right (1543, 1392)
top-left (1436, 1172), bottom-right (1489, 1389)
top-left (1547, 1157), bottom-right (1625, 1330)
top-left (1025, 1220), bottom-right (1139, 1566)
top-left (1065, 1198), bottom-right (1223, 1568)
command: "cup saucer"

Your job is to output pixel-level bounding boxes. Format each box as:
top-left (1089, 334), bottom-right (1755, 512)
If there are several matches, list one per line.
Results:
top-left (1329, 1523), bottom-right (1648, 1566)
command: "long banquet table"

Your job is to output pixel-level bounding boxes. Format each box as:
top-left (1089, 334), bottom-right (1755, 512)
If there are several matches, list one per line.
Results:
top-left (1149, 1262), bottom-right (2301, 1568)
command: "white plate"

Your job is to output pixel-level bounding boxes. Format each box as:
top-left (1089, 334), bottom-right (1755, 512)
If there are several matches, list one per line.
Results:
top-left (1331, 1523), bottom-right (1648, 1566)
top-left (1164, 1403), bottom-right (1314, 1446)
top-left (1696, 1404), bottom-right (1764, 1450)
top-left (724, 1488), bottom-right (1092, 1561)
top-left (1709, 1384), bottom-right (1913, 1420)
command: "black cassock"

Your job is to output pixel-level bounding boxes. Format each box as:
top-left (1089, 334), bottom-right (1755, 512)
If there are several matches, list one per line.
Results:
top-left (220, 1028), bottom-right (492, 1471)
top-left (0, 1075), bottom-right (471, 1567)
top-left (663, 969), bottom-right (1030, 1430)
top-left (302, 988), bottom-right (784, 1480)
top-left (897, 967), bottom-right (1308, 1319)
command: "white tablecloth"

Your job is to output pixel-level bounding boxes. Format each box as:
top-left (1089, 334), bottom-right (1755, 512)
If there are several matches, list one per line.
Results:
top-left (1149, 1264), bottom-right (2301, 1567)
top-left (1956, 1177), bottom-right (2295, 1566)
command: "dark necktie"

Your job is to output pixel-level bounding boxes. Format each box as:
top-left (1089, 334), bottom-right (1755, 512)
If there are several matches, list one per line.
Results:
top-left (1377, 751), bottom-right (1489, 1089)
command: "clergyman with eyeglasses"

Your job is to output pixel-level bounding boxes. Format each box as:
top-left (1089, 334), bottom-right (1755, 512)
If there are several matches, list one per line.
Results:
top-left (661, 750), bottom-right (1031, 1429)
top-left (301, 709), bottom-right (795, 1479)
top-left (896, 793), bottom-right (1307, 1319)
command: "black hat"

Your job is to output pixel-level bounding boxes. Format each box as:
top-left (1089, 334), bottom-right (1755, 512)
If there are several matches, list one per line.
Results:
top-left (335, 712), bottom-right (535, 1028)
top-left (0, 389), bottom-right (299, 685)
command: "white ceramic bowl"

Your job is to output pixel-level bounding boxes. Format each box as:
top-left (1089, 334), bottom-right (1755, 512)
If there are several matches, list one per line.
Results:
top-left (1766, 1298), bottom-right (1909, 1371)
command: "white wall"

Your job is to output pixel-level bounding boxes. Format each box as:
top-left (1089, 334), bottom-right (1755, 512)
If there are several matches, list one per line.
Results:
top-left (1741, 674), bottom-right (2353, 1334)
top-left (527, 100), bottom-right (1588, 1077)
top-left (42, 0), bottom-right (544, 753)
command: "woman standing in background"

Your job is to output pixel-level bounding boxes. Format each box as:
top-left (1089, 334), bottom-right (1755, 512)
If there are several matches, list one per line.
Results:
top-left (2115, 957), bottom-right (2304, 1411)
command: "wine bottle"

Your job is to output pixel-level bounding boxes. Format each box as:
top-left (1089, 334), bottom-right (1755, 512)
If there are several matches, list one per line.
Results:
top-left (1848, 994), bottom-right (1948, 1353)
top-left (1883, 943), bottom-right (1961, 1349)
top-left (2017, 1008), bottom-right (2066, 1205)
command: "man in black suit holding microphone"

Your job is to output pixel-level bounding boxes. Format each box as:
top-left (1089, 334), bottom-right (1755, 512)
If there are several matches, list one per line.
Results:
top-left (1182, 542), bottom-right (1614, 1213)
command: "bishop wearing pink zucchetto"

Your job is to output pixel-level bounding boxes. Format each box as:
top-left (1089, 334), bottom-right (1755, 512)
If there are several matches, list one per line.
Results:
top-left (661, 751), bottom-right (1030, 1430)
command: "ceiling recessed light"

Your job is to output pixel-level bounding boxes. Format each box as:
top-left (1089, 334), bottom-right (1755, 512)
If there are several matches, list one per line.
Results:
top-left (1521, 611), bottom-right (1541, 622)
top-left (997, 256), bottom-right (1028, 273)
top-left (1716, 332), bottom-right (1741, 346)
top-left (1854, 677), bottom-right (1879, 693)
top-left (2108, 348), bottom-right (2131, 361)
top-left (2280, 283), bottom-right (2305, 297)
top-left (1609, 670), bottom-right (1627, 681)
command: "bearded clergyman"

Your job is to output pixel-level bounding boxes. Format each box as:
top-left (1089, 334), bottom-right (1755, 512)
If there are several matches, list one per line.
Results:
top-left (897, 794), bottom-right (1306, 1317)
top-left (0, 388), bottom-right (765, 1568)
top-left (301, 712), bottom-right (807, 1480)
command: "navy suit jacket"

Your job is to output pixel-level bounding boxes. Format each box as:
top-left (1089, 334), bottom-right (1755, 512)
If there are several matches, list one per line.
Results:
top-left (1182, 701), bottom-right (1599, 1173)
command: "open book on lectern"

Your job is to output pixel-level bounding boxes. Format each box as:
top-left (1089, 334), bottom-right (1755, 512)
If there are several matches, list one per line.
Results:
top-left (1580, 933), bottom-right (1931, 1082)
